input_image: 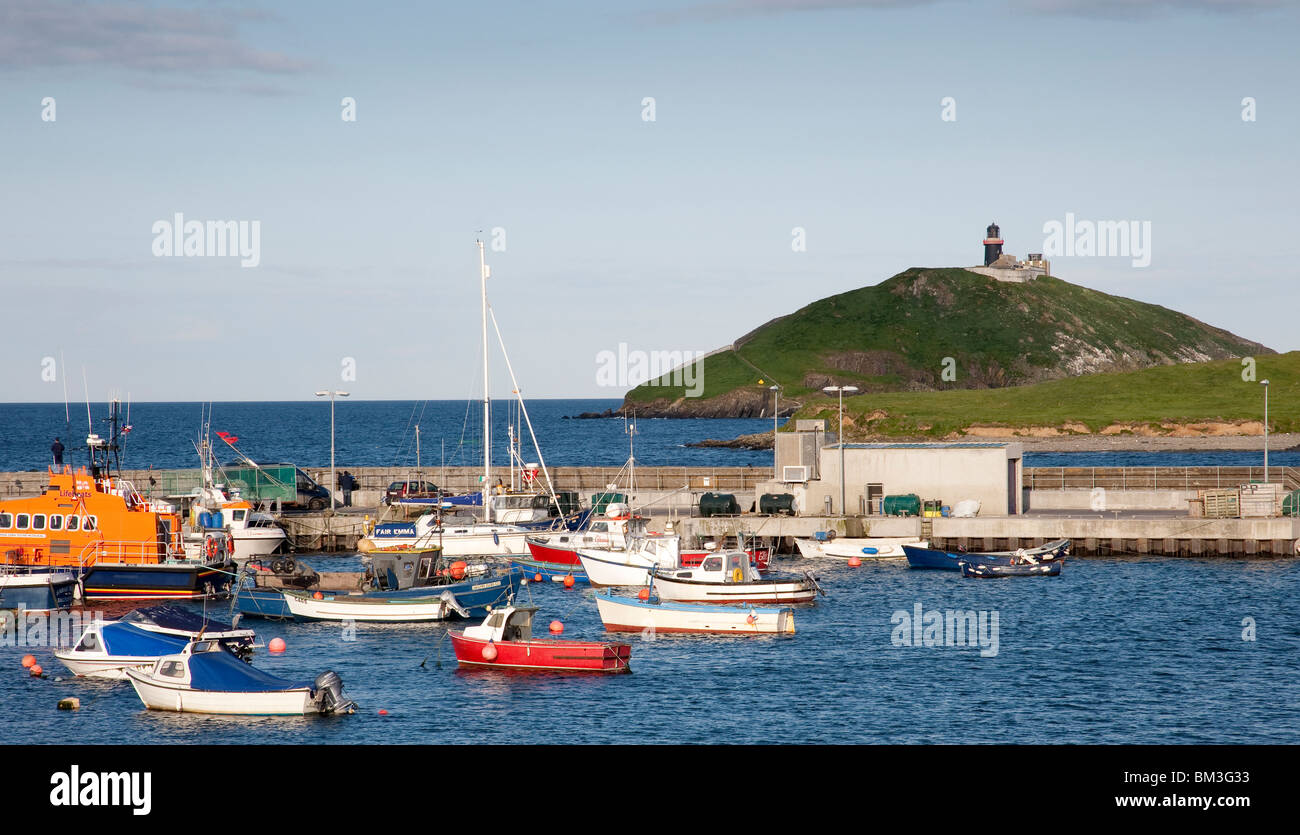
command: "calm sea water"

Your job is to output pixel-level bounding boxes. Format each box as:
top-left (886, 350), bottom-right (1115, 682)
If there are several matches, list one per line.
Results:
top-left (5, 554), bottom-right (1298, 744)
top-left (1, 400), bottom-right (1296, 473)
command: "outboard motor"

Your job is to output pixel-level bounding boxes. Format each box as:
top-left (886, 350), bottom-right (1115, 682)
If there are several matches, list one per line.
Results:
top-left (439, 590), bottom-right (470, 619)
top-left (312, 670), bottom-right (356, 715)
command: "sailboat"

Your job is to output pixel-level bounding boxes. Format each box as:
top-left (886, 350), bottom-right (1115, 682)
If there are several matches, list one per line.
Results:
top-left (357, 241), bottom-right (579, 557)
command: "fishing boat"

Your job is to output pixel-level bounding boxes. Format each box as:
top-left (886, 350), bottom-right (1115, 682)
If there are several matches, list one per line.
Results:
top-left (179, 421), bottom-right (289, 561)
top-left (652, 550), bottom-right (821, 605)
top-left (576, 537), bottom-right (683, 588)
top-left (0, 402), bottom-right (235, 601)
top-left (794, 536), bottom-right (928, 560)
top-left (960, 560), bottom-right (1063, 578)
top-left (235, 550), bottom-right (523, 621)
top-left (0, 569), bottom-right (79, 612)
top-left (449, 603), bottom-right (631, 673)
top-left (594, 590), bottom-right (795, 635)
top-left (903, 539), bottom-right (1070, 571)
top-left (124, 640), bottom-right (355, 715)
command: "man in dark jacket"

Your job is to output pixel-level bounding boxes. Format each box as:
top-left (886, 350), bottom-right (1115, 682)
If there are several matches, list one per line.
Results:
top-left (341, 471), bottom-right (354, 507)
top-left (51, 437), bottom-right (64, 466)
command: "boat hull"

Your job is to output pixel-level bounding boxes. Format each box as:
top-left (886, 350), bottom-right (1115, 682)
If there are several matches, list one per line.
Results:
top-left (0, 572), bottom-right (78, 612)
top-left (53, 653), bottom-right (159, 680)
top-left (507, 554), bottom-right (589, 583)
top-left (961, 560), bottom-right (1063, 578)
top-left (795, 537), bottom-right (926, 560)
top-left (274, 570), bottom-right (522, 622)
top-left (80, 563), bottom-right (233, 601)
top-left (448, 632), bottom-right (631, 673)
top-left (124, 669), bottom-right (317, 715)
top-left (904, 540), bottom-right (1068, 571)
top-left (578, 551), bottom-right (659, 588)
top-left (650, 574), bottom-right (817, 605)
top-left (595, 592), bottom-right (795, 634)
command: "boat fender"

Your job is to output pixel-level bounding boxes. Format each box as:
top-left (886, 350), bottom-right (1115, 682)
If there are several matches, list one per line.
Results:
top-left (282, 558), bottom-right (296, 574)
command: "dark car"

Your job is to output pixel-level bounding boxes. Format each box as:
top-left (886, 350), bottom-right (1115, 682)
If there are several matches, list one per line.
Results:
top-left (384, 480), bottom-right (441, 505)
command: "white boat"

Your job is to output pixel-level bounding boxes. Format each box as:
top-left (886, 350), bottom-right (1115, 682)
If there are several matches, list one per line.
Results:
top-left (594, 590), bottom-right (795, 635)
top-left (55, 621), bottom-right (192, 680)
top-left (577, 537), bottom-right (683, 588)
top-left (280, 587), bottom-right (474, 622)
top-left (124, 640), bottom-right (355, 716)
top-left (359, 514), bottom-right (533, 557)
top-left (181, 424), bottom-right (289, 562)
top-left (794, 536), bottom-right (928, 560)
top-left (652, 550), bottom-right (821, 605)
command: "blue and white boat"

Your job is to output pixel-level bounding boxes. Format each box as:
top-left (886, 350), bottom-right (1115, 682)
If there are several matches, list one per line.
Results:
top-left (0, 570), bottom-right (78, 613)
top-left (124, 640), bottom-right (355, 715)
top-left (903, 539), bottom-right (1070, 571)
top-left (54, 621), bottom-right (190, 679)
top-left (235, 551), bottom-right (523, 621)
top-left (960, 560), bottom-right (1062, 578)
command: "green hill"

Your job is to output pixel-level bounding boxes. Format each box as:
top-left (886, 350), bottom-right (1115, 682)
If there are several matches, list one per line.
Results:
top-left (622, 268), bottom-right (1272, 418)
top-left (795, 351), bottom-right (1299, 438)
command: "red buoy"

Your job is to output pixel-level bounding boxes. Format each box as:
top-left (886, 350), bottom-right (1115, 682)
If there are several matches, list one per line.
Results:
top-left (378, 709), bottom-right (389, 716)
top-left (638, 588), bottom-right (650, 601)
top-left (549, 620), bottom-right (564, 634)
top-left (21, 654), bottom-right (35, 669)
top-left (313, 591), bottom-right (324, 600)
top-left (848, 555), bottom-right (863, 567)
top-left (482, 641), bottom-right (498, 661)
top-left (268, 637), bottom-right (287, 654)
top-left (450, 561), bottom-right (467, 580)
top-left (534, 573), bottom-right (543, 583)
top-left (30, 664), bottom-right (43, 676)
top-left (563, 574), bottom-right (575, 589)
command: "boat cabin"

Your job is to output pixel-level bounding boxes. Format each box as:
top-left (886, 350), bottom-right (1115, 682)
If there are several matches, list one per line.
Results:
top-left (660, 550), bottom-right (756, 584)
top-left (462, 605), bottom-right (536, 643)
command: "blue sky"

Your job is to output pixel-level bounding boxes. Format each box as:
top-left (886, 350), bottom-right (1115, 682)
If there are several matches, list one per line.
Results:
top-left (1, 0), bottom-right (1296, 402)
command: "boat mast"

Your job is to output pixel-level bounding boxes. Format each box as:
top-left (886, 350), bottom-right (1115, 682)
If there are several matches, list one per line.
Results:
top-left (479, 239), bottom-right (492, 522)
top-left (415, 424), bottom-right (421, 485)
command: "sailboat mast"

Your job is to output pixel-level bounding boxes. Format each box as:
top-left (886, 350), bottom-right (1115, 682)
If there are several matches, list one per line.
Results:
top-left (479, 239), bottom-right (492, 522)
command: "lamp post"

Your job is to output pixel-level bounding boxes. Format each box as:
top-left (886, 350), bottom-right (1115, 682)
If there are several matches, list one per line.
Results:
top-left (769, 384), bottom-right (781, 476)
top-left (1261, 379), bottom-right (1269, 483)
top-left (315, 390), bottom-right (350, 511)
top-left (822, 385), bottom-right (859, 516)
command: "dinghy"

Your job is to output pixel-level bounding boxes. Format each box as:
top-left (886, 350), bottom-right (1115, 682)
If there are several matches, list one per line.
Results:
top-left (794, 536), bottom-right (927, 561)
top-left (281, 587), bottom-right (480, 622)
top-left (449, 603), bottom-right (631, 673)
top-left (651, 550), bottom-right (820, 605)
top-left (124, 640), bottom-right (355, 715)
top-left (960, 560), bottom-right (1062, 578)
top-left (594, 590), bottom-right (795, 635)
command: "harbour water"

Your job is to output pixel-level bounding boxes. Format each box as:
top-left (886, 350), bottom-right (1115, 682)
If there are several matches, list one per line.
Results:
top-left (5, 553), bottom-right (1298, 744)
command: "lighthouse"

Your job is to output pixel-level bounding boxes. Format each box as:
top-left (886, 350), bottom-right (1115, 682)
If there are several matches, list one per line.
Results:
top-left (983, 222), bottom-right (1004, 266)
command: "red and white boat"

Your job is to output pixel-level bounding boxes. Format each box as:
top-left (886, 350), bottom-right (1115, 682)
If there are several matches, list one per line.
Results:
top-left (449, 604), bottom-right (631, 673)
top-left (652, 550), bottom-right (821, 605)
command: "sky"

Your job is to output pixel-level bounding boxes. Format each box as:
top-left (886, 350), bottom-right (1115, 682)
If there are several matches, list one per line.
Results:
top-left (1, 0), bottom-right (1296, 402)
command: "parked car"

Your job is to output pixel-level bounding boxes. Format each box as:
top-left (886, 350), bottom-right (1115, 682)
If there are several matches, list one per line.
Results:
top-left (383, 480), bottom-right (441, 505)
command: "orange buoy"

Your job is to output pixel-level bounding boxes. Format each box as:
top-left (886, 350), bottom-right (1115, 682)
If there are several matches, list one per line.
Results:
top-left (563, 574), bottom-right (575, 589)
top-left (378, 709), bottom-right (389, 716)
top-left (21, 654), bottom-right (35, 669)
top-left (534, 573), bottom-right (543, 583)
top-left (482, 641), bottom-right (498, 661)
top-left (268, 637), bottom-right (287, 654)
top-left (848, 555), bottom-right (862, 567)
top-left (30, 664), bottom-right (43, 676)
top-left (549, 620), bottom-right (563, 634)
top-left (313, 591), bottom-right (324, 600)
top-left (637, 588), bottom-right (650, 601)
top-left (450, 561), bottom-right (467, 580)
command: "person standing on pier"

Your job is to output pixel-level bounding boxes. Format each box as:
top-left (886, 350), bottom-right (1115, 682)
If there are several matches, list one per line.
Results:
top-left (51, 437), bottom-right (64, 467)
top-left (340, 471), bottom-right (355, 507)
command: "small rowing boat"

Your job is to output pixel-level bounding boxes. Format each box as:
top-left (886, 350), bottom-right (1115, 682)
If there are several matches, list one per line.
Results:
top-left (594, 590), bottom-right (795, 635)
top-left (794, 536), bottom-right (927, 561)
top-left (903, 539), bottom-right (1069, 571)
top-left (960, 560), bottom-right (1062, 578)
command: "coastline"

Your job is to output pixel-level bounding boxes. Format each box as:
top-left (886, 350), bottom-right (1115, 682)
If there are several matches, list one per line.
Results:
top-left (689, 430), bottom-right (1300, 453)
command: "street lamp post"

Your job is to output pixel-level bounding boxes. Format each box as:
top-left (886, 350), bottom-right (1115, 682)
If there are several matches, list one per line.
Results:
top-left (822, 385), bottom-right (859, 516)
top-left (315, 389), bottom-right (350, 511)
top-left (769, 385), bottom-right (781, 476)
top-left (1261, 379), bottom-right (1270, 483)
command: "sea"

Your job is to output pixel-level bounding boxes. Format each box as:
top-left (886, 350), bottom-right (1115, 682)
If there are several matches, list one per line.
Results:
top-left (2, 400), bottom-right (1298, 744)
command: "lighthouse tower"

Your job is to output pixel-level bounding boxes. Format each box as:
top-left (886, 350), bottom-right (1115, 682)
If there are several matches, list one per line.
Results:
top-left (983, 222), bottom-right (1004, 266)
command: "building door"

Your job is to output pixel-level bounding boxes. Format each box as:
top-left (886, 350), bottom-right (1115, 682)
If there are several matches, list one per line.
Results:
top-left (1007, 460), bottom-right (1018, 515)
top-left (866, 483), bottom-right (884, 515)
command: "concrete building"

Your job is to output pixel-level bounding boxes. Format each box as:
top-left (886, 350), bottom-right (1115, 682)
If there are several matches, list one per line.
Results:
top-left (763, 434), bottom-right (1024, 517)
top-left (969, 222), bottom-right (1049, 283)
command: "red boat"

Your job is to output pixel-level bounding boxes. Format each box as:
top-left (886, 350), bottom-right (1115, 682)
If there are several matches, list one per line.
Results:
top-left (523, 515), bottom-right (769, 576)
top-left (449, 604), bottom-right (631, 673)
